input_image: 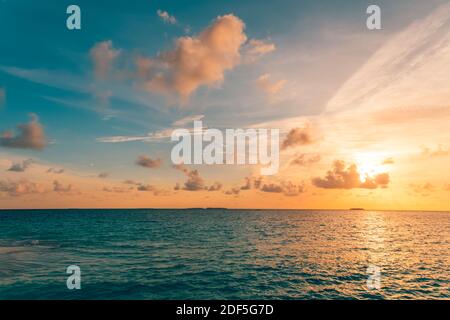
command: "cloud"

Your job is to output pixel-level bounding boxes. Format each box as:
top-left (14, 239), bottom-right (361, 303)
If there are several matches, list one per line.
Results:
top-left (136, 155), bottom-right (163, 168)
top-left (243, 39), bottom-right (276, 63)
top-left (90, 40), bottom-right (120, 80)
top-left (207, 182), bottom-right (223, 191)
top-left (421, 145), bottom-right (449, 158)
top-left (224, 187), bottom-right (241, 196)
top-left (182, 169), bottom-right (205, 191)
top-left (281, 126), bottom-right (314, 150)
top-left (137, 184), bottom-right (168, 196)
top-left (382, 157), bottom-right (395, 165)
top-left (174, 164), bottom-right (219, 191)
top-left (172, 114), bottom-right (204, 127)
top-left (312, 160), bottom-right (390, 189)
top-left (7, 159), bottom-right (34, 172)
top-left (0, 179), bottom-right (44, 196)
top-left (237, 175), bottom-right (304, 196)
top-left (102, 186), bottom-right (132, 193)
top-left (240, 176), bottom-right (263, 190)
top-left (0, 114), bottom-right (47, 150)
top-left (136, 14), bottom-right (247, 100)
top-left (410, 182), bottom-right (435, 196)
top-left (98, 172), bottom-right (109, 178)
top-left (47, 167), bottom-right (65, 174)
top-left (290, 153), bottom-right (321, 166)
top-left (256, 74), bottom-right (286, 97)
top-left (53, 180), bottom-right (73, 193)
top-left (157, 9), bottom-right (177, 24)
top-left (260, 181), bottom-right (306, 197)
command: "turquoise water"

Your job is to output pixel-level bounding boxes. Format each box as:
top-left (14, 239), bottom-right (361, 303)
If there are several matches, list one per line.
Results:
top-left (0, 209), bottom-right (448, 299)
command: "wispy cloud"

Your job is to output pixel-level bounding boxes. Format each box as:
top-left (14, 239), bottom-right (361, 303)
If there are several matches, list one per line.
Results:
top-left (157, 9), bottom-right (177, 24)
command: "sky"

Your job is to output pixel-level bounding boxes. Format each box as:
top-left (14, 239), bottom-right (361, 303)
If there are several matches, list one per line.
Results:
top-left (0, 0), bottom-right (449, 210)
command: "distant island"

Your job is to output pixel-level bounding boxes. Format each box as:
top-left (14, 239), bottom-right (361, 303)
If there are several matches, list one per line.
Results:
top-left (350, 208), bottom-right (365, 211)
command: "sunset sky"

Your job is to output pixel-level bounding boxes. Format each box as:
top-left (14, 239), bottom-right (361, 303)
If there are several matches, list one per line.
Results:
top-left (0, 0), bottom-right (449, 210)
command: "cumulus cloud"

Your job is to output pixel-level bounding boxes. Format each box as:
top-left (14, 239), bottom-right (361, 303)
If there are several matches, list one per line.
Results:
top-left (243, 39), bottom-right (276, 63)
top-left (53, 180), bottom-right (73, 193)
top-left (281, 126), bottom-right (315, 150)
top-left (312, 160), bottom-right (390, 189)
top-left (173, 164), bottom-right (222, 191)
top-left (0, 179), bottom-right (44, 196)
top-left (256, 74), bottom-right (286, 97)
top-left (136, 14), bottom-right (247, 100)
top-left (157, 9), bottom-right (177, 24)
top-left (136, 155), bottom-right (163, 168)
top-left (90, 40), bottom-right (120, 80)
top-left (0, 114), bottom-right (47, 150)
top-left (7, 159), bottom-right (34, 172)
top-left (290, 153), bottom-right (321, 166)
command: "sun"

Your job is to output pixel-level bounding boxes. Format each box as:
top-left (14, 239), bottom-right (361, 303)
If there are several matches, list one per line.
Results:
top-left (354, 153), bottom-right (389, 183)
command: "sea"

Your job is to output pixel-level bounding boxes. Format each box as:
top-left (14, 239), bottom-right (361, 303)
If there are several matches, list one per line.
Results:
top-left (0, 209), bottom-right (448, 299)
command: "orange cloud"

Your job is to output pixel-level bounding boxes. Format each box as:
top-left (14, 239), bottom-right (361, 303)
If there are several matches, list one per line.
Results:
top-left (90, 40), bottom-right (120, 80)
top-left (256, 74), bottom-right (286, 97)
top-left (0, 114), bottom-right (47, 150)
top-left (281, 126), bottom-right (315, 150)
top-left (312, 160), bottom-right (390, 189)
top-left (243, 39), bottom-right (276, 63)
top-left (136, 14), bottom-right (247, 100)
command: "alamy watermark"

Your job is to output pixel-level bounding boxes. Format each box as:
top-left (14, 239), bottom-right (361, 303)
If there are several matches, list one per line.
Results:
top-left (66, 265), bottom-right (81, 290)
top-left (171, 121), bottom-right (280, 175)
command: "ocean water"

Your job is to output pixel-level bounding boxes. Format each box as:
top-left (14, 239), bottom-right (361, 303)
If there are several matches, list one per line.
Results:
top-left (0, 209), bottom-right (448, 300)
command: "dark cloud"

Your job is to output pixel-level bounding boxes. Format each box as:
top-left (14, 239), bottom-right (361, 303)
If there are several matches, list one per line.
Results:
top-left (281, 126), bottom-right (314, 150)
top-left (47, 167), bottom-right (65, 174)
top-left (290, 153), bottom-right (321, 166)
top-left (0, 114), bottom-right (47, 150)
top-left (224, 187), bottom-right (241, 196)
top-left (7, 159), bottom-right (34, 172)
top-left (53, 180), bottom-right (73, 193)
top-left (136, 155), bottom-right (162, 168)
top-left (173, 164), bottom-right (221, 191)
top-left (260, 181), bottom-right (306, 196)
top-left (98, 172), bottom-right (109, 178)
top-left (0, 179), bottom-right (44, 196)
top-left (137, 184), bottom-right (168, 196)
top-left (312, 160), bottom-right (390, 189)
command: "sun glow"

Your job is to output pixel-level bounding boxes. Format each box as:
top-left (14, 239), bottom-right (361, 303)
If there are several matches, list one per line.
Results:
top-left (354, 153), bottom-right (389, 183)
